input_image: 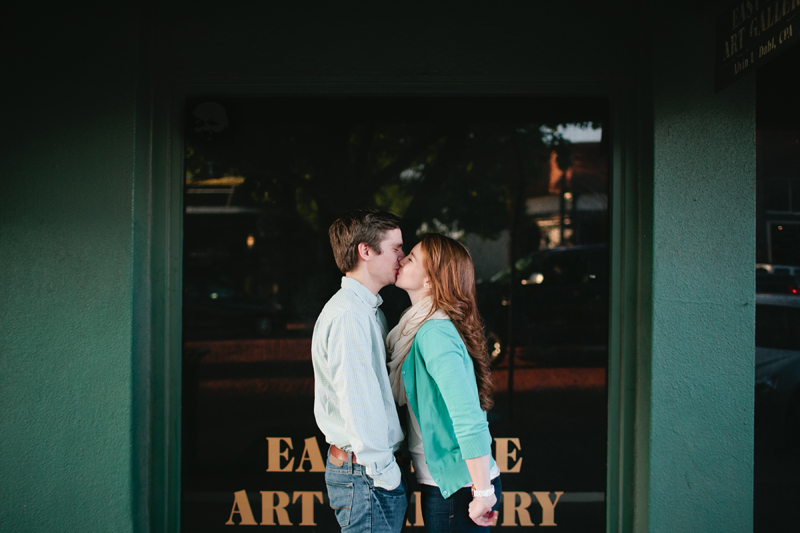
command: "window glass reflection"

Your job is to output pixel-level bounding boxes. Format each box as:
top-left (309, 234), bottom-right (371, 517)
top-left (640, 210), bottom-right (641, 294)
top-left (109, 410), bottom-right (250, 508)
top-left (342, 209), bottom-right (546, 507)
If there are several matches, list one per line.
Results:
top-left (754, 44), bottom-right (800, 533)
top-left (181, 97), bottom-right (610, 531)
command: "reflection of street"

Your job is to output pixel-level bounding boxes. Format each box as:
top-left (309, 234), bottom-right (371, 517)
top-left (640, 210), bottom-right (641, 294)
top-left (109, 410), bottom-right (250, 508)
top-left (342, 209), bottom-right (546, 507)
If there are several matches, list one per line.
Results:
top-left (181, 338), bottom-right (325, 531)
top-left (182, 338), bottom-right (608, 531)
top-left (492, 366), bottom-right (606, 392)
top-left (491, 346), bottom-right (606, 393)
top-left (185, 338), bottom-right (312, 363)
top-left (187, 340), bottom-right (314, 398)
top-left (186, 338), bottom-right (607, 396)
top-left (753, 294), bottom-right (800, 531)
top-left (183, 338), bottom-right (315, 465)
top-left (184, 338), bottom-right (607, 395)
top-left (754, 447), bottom-right (800, 532)
top-left (200, 377), bottom-right (313, 395)
top-left (490, 347), bottom-right (608, 503)
top-left (756, 440), bottom-right (800, 522)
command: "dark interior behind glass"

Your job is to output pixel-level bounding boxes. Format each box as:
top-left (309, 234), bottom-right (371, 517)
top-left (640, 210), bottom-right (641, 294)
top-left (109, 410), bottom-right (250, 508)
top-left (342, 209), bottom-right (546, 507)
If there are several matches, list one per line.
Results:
top-left (754, 43), bottom-right (800, 533)
top-left (181, 97), bottom-right (610, 531)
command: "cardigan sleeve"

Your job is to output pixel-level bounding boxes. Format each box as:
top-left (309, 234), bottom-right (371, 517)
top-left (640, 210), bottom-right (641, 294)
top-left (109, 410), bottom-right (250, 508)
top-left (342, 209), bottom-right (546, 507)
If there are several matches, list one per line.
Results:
top-left (416, 321), bottom-right (492, 460)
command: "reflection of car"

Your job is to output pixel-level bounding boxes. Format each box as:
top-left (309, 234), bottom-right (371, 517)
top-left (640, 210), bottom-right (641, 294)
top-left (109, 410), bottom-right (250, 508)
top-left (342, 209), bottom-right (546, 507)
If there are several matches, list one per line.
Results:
top-left (756, 264), bottom-right (800, 295)
top-left (183, 281), bottom-right (283, 340)
top-left (757, 263), bottom-right (800, 283)
top-left (755, 294), bottom-right (800, 449)
top-left (477, 244), bottom-right (608, 365)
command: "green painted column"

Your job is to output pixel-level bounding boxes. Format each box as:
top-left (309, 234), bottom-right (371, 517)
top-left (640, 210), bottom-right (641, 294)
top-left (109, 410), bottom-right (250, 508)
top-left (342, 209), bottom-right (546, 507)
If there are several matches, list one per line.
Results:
top-left (0, 4), bottom-right (139, 532)
top-left (646, 5), bottom-right (755, 532)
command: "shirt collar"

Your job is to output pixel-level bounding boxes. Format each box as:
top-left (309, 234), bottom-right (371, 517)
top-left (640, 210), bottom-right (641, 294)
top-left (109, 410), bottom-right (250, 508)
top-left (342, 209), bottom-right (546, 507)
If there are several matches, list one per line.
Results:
top-left (341, 277), bottom-right (383, 309)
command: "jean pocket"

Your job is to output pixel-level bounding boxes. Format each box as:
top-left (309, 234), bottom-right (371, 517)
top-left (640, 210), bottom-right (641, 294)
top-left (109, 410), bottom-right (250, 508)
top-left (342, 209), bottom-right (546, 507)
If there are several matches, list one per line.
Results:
top-left (326, 481), bottom-right (354, 527)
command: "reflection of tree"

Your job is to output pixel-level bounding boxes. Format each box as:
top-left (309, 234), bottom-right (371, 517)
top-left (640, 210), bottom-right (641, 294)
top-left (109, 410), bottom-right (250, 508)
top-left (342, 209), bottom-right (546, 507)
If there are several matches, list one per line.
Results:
top-left (186, 119), bottom-right (557, 239)
top-left (183, 98), bottom-right (594, 323)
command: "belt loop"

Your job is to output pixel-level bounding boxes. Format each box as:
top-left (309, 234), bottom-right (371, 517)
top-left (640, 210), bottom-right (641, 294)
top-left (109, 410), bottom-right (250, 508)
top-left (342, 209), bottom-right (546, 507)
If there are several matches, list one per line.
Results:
top-left (347, 451), bottom-right (354, 474)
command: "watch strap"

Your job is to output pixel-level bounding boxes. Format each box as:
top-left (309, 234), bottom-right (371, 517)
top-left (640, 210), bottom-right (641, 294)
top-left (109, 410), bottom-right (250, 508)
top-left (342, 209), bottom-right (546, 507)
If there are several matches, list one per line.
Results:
top-left (471, 484), bottom-right (495, 498)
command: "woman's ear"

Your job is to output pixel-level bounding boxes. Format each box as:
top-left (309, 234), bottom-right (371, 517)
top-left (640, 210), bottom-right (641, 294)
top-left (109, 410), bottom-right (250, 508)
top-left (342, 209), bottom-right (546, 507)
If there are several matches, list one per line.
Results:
top-left (423, 277), bottom-right (432, 289)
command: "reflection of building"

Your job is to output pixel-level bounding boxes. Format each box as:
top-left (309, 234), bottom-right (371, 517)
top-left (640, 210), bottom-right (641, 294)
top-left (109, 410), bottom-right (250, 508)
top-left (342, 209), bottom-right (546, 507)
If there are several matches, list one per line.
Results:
top-left (757, 130), bottom-right (800, 266)
top-left (526, 141), bottom-right (609, 249)
top-left (465, 136), bottom-right (610, 280)
top-left (4, 2), bottom-right (793, 532)
top-left (756, 45), bottom-right (800, 271)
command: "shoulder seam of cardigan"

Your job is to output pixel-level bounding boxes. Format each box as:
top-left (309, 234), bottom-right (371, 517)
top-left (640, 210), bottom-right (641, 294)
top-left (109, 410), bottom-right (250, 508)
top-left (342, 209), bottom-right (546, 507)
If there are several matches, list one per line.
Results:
top-left (416, 319), bottom-right (455, 338)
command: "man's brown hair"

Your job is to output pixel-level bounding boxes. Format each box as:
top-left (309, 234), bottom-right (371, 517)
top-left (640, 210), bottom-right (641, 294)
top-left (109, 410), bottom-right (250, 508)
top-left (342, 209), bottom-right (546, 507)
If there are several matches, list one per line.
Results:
top-left (329, 209), bottom-right (401, 274)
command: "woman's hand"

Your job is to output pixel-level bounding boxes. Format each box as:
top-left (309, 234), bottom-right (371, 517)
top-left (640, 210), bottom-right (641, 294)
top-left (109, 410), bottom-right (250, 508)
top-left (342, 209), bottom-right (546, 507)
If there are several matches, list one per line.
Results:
top-left (468, 494), bottom-right (498, 527)
top-left (465, 454), bottom-right (498, 526)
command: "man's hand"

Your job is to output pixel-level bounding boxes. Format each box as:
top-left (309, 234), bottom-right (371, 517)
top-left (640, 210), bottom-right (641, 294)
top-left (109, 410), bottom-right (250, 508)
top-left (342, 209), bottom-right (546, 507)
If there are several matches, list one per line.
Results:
top-left (468, 494), bottom-right (498, 527)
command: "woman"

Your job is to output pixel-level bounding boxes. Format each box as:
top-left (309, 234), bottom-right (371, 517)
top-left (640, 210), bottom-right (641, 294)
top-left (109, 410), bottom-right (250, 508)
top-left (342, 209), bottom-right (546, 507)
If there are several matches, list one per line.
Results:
top-left (387, 233), bottom-right (501, 532)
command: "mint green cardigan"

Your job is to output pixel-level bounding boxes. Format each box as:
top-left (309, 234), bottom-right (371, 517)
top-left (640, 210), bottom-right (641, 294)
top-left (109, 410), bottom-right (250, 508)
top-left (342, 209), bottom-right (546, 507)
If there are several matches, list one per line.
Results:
top-left (401, 319), bottom-right (496, 498)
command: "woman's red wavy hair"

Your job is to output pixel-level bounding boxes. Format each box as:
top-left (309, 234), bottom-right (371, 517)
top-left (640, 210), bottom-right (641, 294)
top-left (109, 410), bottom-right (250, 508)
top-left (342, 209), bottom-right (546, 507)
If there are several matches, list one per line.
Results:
top-left (419, 233), bottom-right (495, 411)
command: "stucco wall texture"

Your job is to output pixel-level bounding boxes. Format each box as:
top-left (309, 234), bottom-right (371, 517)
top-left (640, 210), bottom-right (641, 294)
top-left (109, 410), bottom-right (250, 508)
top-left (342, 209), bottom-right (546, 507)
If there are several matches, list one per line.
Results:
top-left (649, 5), bottom-right (755, 533)
top-left (0, 1), bottom-right (758, 532)
top-left (0, 4), bottom-right (138, 532)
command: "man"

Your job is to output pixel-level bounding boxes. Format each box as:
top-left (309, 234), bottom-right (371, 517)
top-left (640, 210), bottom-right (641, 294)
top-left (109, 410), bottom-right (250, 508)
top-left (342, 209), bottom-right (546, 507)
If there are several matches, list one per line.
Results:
top-left (312, 209), bottom-right (407, 532)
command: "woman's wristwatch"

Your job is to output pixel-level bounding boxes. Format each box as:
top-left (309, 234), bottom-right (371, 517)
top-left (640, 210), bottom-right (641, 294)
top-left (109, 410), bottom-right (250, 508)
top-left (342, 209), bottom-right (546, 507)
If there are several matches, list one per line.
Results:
top-left (471, 484), bottom-right (495, 498)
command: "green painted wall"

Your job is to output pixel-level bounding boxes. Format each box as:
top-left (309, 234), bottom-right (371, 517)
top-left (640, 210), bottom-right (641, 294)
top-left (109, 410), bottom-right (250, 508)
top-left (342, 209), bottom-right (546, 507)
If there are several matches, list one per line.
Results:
top-left (647, 4), bottom-right (755, 532)
top-left (0, 1), bottom-right (757, 532)
top-left (0, 4), bottom-right (139, 532)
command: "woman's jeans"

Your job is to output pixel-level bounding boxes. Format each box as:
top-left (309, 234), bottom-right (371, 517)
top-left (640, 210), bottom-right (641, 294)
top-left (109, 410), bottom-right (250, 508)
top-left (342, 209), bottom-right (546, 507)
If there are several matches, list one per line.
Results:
top-left (325, 453), bottom-right (408, 533)
top-left (420, 476), bottom-right (502, 532)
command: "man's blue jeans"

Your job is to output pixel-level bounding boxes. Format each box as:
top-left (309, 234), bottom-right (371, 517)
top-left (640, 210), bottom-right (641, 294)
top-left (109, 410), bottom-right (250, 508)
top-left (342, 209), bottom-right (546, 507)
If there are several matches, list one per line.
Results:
top-left (325, 453), bottom-right (408, 533)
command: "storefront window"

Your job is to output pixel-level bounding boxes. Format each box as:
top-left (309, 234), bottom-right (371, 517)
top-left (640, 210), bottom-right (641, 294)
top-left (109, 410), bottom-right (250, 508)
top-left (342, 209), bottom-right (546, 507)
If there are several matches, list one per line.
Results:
top-left (754, 44), bottom-right (800, 533)
top-left (180, 97), bottom-right (610, 531)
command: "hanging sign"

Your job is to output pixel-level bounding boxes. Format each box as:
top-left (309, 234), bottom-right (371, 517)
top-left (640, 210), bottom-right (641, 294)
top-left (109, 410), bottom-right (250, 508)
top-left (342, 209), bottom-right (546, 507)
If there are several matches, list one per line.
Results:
top-left (716, 0), bottom-right (800, 91)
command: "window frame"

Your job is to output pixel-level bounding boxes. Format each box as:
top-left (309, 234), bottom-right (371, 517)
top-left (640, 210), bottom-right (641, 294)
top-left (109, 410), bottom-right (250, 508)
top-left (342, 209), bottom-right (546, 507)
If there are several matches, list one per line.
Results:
top-left (137, 79), bottom-right (643, 533)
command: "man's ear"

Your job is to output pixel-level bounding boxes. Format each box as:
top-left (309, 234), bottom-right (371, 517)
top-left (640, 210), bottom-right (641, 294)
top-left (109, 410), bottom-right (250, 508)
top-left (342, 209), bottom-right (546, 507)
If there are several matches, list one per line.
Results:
top-left (357, 242), bottom-right (371, 262)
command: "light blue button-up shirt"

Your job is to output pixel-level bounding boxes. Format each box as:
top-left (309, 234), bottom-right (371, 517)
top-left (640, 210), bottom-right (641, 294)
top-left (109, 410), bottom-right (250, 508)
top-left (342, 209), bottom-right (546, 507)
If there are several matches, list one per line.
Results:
top-left (312, 277), bottom-right (404, 490)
